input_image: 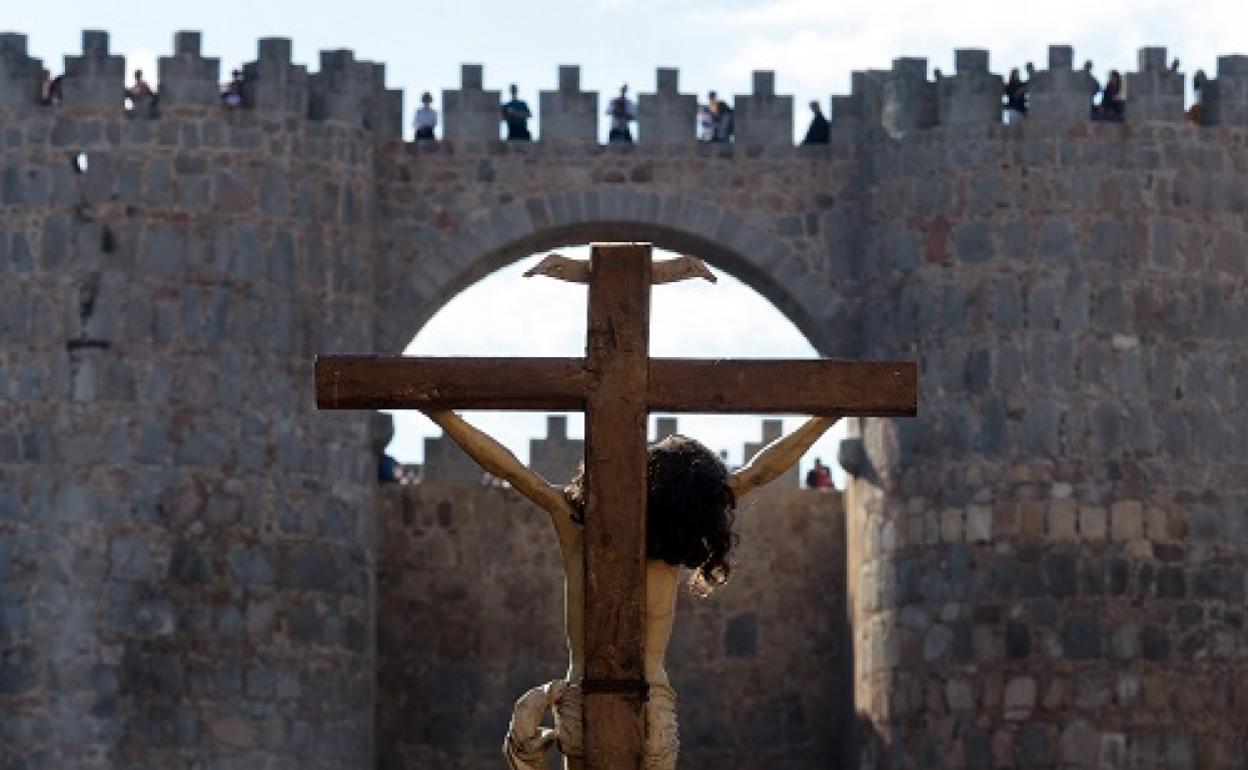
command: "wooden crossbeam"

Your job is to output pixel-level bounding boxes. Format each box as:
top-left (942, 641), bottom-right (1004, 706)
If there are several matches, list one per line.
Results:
top-left (315, 356), bottom-right (917, 416)
top-left (583, 244), bottom-right (650, 767)
top-left (314, 242), bottom-right (919, 770)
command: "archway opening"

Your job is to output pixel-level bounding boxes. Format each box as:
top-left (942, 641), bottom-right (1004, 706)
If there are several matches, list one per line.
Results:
top-left (376, 241), bottom-right (854, 767)
top-left (385, 245), bottom-right (846, 488)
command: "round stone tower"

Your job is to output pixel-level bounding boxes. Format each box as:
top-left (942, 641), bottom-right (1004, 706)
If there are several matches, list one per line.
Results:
top-left (847, 46), bottom-right (1248, 768)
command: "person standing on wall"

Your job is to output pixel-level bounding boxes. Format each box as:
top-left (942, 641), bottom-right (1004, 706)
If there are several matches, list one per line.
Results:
top-left (1003, 67), bottom-right (1027, 123)
top-left (501, 84), bottom-right (532, 141)
top-left (712, 96), bottom-right (733, 143)
top-left (1094, 69), bottom-right (1125, 122)
top-left (126, 69), bottom-right (156, 114)
top-left (607, 84), bottom-right (636, 143)
top-left (801, 100), bottom-right (829, 145)
top-left (698, 91), bottom-right (719, 141)
top-left (414, 91), bottom-right (438, 140)
top-left (805, 458), bottom-right (833, 490)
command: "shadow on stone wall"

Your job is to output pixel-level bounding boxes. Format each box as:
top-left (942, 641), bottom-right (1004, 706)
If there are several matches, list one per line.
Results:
top-left (375, 480), bottom-right (848, 770)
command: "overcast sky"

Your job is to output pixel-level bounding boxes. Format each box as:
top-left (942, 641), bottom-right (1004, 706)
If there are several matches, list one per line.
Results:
top-left (9, 2), bottom-right (1243, 482)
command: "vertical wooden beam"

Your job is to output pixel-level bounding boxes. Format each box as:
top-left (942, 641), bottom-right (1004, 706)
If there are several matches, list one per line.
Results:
top-left (583, 243), bottom-right (651, 769)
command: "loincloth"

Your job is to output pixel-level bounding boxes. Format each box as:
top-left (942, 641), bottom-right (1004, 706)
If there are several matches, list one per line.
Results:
top-left (504, 679), bottom-right (678, 770)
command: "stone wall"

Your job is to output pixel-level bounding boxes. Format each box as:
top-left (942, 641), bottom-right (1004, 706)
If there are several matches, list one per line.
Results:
top-left (847, 115), bottom-right (1248, 767)
top-left (1, 30), bottom-right (385, 770)
top-left (1, 27), bottom-right (1247, 770)
top-left (375, 481), bottom-right (847, 770)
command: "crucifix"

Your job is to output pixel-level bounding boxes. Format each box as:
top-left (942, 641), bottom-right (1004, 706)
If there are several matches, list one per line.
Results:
top-left (316, 243), bottom-right (916, 769)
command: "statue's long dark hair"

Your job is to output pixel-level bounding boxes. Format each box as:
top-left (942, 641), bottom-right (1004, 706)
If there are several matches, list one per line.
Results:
top-left (566, 435), bottom-right (738, 596)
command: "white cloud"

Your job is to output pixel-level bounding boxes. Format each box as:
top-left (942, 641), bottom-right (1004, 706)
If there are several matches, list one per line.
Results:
top-left (700, 0), bottom-right (1248, 99)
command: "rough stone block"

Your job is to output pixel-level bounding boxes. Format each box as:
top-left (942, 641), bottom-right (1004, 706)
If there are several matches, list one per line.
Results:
top-left (1004, 675), bottom-right (1036, 720)
top-left (1047, 500), bottom-right (1077, 540)
top-left (0, 33), bottom-right (46, 107)
top-left (539, 66), bottom-right (596, 143)
top-left (881, 58), bottom-right (936, 136)
top-left (966, 504), bottom-right (992, 542)
top-left (62, 30), bottom-right (126, 108)
top-left (1110, 500), bottom-right (1144, 541)
top-left (946, 678), bottom-right (974, 711)
top-left (1079, 506), bottom-right (1107, 540)
top-left (1201, 56), bottom-right (1248, 127)
top-left (1123, 46), bottom-right (1183, 122)
top-left (108, 534), bottom-right (158, 581)
top-left (1041, 554), bottom-right (1075, 603)
top-left (1062, 614), bottom-right (1103, 659)
top-left (938, 49), bottom-right (1002, 125)
top-left (158, 31), bottom-right (220, 107)
top-left (1005, 621), bottom-right (1031, 659)
top-left (734, 70), bottom-right (793, 149)
top-left (924, 624), bottom-right (953, 662)
top-left (638, 67), bottom-right (697, 144)
top-left (724, 612), bottom-right (758, 657)
top-left (1018, 501), bottom-right (1045, 541)
top-left (283, 543), bottom-right (339, 592)
top-left (242, 37), bottom-right (309, 114)
top-left (940, 508), bottom-right (964, 543)
top-left (1028, 45), bottom-right (1097, 123)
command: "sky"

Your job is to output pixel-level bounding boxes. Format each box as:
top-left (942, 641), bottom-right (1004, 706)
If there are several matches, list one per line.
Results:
top-left (9, 2), bottom-right (1243, 483)
top-left (8, 1), bottom-right (1245, 143)
top-left (393, 249), bottom-right (845, 483)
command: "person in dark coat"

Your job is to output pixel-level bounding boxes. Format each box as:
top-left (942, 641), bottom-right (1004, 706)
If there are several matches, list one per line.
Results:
top-left (802, 100), bottom-right (830, 145)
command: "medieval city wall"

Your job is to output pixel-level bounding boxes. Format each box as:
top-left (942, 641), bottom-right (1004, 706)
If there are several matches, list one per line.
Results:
top-left (1, 31), bottom-right (387, 770)
top-left (1, 28), bottom-right (1247, 770)
top-left (375, 481), bottom-right (847, 770)
top-left (848, 56), bottom-right (1248, 768)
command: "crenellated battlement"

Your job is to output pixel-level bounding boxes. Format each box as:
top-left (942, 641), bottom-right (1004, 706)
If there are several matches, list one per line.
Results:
top-left (0, 33), bottom-right (46, 106)
top-left (0, 31), bottom-right (1246, 142)
top-left (6, 27), bottom-right (1248, 770)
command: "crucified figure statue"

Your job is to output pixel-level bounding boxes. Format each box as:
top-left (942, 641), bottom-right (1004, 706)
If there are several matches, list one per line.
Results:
top-left (425, 409), bottom-right (839, 770)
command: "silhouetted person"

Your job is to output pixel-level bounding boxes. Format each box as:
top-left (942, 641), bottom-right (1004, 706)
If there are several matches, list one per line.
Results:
top-left (501, 84), bottom-right (532, 141)
top-left (1003, 67), bottom-right (1027, 122)
top-left (414, 91), bottom-right (438, 140)
top-left (379, 453), bottom-right (400, 483)
top-left (801, 100), bottom-right (829, 145)
top-left (607, 84), bottom-right (636, 143)
top-left (126, 69), bottom-right (156, 113)
top-left (41, 74), bottom-right (63, 105)
top-left (1095, 69), bottom-right (1124, 122)
top-left (805, 458), bottom-right (833, 490)
top-left (699, 91), bottom-right (720, 141)
top-left (221, 69), bottom-right (244, 107)
top-left (1187, 69), bottom-right (1206, 125)
top-left (712, 96), bottom-right (733, 143)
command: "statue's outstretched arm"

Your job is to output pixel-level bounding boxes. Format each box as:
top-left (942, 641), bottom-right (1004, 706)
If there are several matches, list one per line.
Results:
top-left (425, 410), bottom-right (576, 520)
top-left (729, 416), bottom-right (839, 500)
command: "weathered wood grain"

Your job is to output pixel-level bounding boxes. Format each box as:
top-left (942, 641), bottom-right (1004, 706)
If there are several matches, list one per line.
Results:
top-left (648, 359), bottom-right (917, 415)
top-left (583, 244), bottom-right (650, 769)
top-left (314, 356), bottom-right (587, 410)
top-left (316, 356), bottom-right (916, 416)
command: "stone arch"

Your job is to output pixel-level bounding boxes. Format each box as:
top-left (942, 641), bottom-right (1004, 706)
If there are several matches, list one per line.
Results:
top-left (378, 189), bottom-right (857, 357)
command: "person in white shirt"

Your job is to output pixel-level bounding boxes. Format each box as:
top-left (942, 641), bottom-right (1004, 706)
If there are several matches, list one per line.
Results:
top-left (414, 91), bottom-right (438, 140)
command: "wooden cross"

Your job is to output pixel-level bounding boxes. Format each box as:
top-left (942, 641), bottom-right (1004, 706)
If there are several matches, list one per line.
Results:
top-left (315, 243), bottom-right (916, 769)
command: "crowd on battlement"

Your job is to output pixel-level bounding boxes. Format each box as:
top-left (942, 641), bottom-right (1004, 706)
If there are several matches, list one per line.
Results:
top-left (5, 32), bottom-right (1246, 144)
top-left (997, 57), bottom-right (1205, 125)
